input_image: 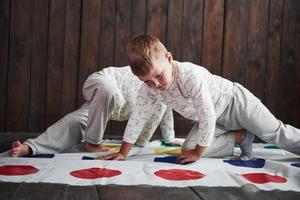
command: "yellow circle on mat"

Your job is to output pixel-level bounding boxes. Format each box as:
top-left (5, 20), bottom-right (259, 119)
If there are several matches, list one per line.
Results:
top-left (154, 148), bottom-right (181, 155)
top-left (103, 145), bottom-right (121, 152)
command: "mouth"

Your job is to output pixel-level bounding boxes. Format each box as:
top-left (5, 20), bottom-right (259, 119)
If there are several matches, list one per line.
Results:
top-left (158, 84), bottom-right (167, 91)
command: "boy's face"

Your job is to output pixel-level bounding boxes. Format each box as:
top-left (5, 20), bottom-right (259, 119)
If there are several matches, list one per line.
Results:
top-left (138, 52), bottom-right (173, 91)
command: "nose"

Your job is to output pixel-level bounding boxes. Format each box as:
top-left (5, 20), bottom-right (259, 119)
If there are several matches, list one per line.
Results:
top-left (152, 79), bottom-right (161, 88)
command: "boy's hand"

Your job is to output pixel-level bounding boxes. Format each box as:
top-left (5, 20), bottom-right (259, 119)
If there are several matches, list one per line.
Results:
top-left (176, 149), bottom-right (200, 164)
top-left (95, 152), bottom-right (125, 160)
top-left (176, 145), bottom-right (207, 164)
top-left (95, 141), bottom-right (133, 161)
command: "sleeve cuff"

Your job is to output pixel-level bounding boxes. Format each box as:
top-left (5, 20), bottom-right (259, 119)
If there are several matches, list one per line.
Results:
top-left (123, 137), bottom-right (137, 144)
top-left (161, 131), bottom-right (175, 143)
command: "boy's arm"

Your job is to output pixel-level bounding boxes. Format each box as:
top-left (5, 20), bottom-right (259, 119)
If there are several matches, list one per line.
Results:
top-left (182, 68), bottom-right (216, 149)
top-left (136, 104), bottom-right (176, 146)
top-left (122, 86), bottom-right (157, 144)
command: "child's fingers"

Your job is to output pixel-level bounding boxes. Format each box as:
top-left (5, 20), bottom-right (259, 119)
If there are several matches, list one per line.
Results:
top-left (176, 155), bottom-right (196, 164)
top-left (95, 153), bottom-right (115, 160)
top-left (175, 155), bottom-right (186, 164)
top-left (177, 158), bottom-right (189, 164)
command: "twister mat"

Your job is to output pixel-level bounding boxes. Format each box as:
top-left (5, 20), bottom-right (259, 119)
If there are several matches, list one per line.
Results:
top-left (0, 140), bottom-right (299, 191)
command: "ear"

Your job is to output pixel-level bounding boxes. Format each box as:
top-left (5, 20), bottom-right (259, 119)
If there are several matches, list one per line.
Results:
top-left (166, 52), bottom-right (173, 63)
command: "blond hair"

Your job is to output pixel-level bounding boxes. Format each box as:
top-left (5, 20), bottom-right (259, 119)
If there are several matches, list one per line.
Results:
top-left (126, 34), bottom-right (167, 76)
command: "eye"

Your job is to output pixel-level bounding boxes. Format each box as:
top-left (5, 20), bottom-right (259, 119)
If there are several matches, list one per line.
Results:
top-left (144, 80), bottom-right (151, 85)
top-left (145, 81), bottom-right (154, 87)
top-left (155, 73), bottom-right (162, 79)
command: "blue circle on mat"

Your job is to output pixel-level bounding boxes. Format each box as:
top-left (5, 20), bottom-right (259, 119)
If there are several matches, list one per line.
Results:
top-left (291, 163), bottom-right (300, 168)
top-left (223, 158), bottom-right (265, 168)
top-left (264, 145), bottom-right (280, 149)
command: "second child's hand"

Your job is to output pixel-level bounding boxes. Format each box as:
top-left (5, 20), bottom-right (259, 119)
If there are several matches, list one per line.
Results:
top-left (95, 141), bottom-right (133, 161)
top-left (176, 150), bottom-right (200, 164)
top-left (95, 152), bottom-right (125, 160)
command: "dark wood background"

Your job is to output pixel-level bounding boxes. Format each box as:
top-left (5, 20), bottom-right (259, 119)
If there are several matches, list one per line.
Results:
top-left (0, 0), bottom-right (299, 137)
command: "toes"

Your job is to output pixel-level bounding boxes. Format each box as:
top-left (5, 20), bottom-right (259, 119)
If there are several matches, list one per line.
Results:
top-left (9, 149), bottom-right (17, 157)
top-left (12, 140), bottom-right (21, 149)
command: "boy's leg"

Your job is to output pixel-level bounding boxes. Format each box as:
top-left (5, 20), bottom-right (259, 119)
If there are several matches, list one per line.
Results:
top-left (83, 76), bottom-right (124, 150)
top-left (201, 133), bottom-right (236, 158)
top-left (182, 124), bottom-right (236, 158)
top-left (223, 83), bottom-right (300, 155)
top-left (14, 107), bottom-right (88, 156)
top-left (238, 130), bottom-right (255, 160)
top-left (202, 130), bottom-right (249, 158)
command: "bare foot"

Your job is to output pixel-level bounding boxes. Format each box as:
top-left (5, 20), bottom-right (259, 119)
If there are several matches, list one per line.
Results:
top-left (9, 140), bottom-right (31, 157)
top-left (84, 142), bottom-right (108, 153)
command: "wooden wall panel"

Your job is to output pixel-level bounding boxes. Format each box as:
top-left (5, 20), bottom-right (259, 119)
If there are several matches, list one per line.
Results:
top-left (98, 0), bottom-right (116, 70)
top-left (222, 0), bottom-right (249, 83)
top-left (278, 0), bottom-right (300, 126)
top-left (244, 0), bottom-right (269, 99)
top-left (181, 0), bottom-right (203, 64)
top-left (77, 0), bottom-right (101, 105)
top-left (6, 0), bottom-right (33, 131)
top-left (1, 0), bottom-right (300, 133)
top-left (0, 0), bottom-right (10, 131)
top-left (130, 0), bottom-right (146, 39)
top-left (264, 0), bottom-right (283, 117)
top-left (115, 0), bottom-right (131, 66)
top-left (61, 0), bottom-right (81, 116)
top-left (166, 0), bottom-right (183, 61)
top-left (202, 0), bottom-right (224, 75)
top-left (28, 0), bottom-right (49, 131)
top-left (45, 0), bottom-right (66, 127)
top-left (147, 0), bottom-right (168, 43)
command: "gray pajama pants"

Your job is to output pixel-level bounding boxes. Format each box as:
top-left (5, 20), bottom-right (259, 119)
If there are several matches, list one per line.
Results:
top-left (25, 106), bottom-right (88, 154)
top-left (217, 83), bottom-right (300, 155)
top-left (183, 82), bottom-right (300, 157)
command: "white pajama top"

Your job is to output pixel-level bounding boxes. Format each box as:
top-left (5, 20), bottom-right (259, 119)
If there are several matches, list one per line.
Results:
top-left (123, 61), bottom-right (234, 147)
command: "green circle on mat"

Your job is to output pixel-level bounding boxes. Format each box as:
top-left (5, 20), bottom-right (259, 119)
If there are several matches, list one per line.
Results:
top-left (264, 145), bottom-right (280, 149)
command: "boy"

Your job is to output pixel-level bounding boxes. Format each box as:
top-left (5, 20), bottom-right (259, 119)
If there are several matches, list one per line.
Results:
top-left (9, 66), bottom-right (176, 157)
top-left (99, 34), bottom-right (300, 164)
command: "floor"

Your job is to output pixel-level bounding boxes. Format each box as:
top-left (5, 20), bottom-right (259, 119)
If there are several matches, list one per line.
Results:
top-left (2, 181), bottom-right (300, 200)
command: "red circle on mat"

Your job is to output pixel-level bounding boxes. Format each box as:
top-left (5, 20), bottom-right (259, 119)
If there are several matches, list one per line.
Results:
top-left (70, 167), bottom-right (121, 179)
top-left (154, 169), bottom-right (204, 181)
top-left (0, 165), bottom-right (39, 176)
top-left (240, 173), bottom-right (287, 184)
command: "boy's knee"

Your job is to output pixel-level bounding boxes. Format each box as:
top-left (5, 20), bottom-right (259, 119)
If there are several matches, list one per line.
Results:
top-left (64, 113), bottom-right (86, 129)
top-left (99, 85), bottom-right (117, 99)
top-left (83, 77), bottom-right (117, 102)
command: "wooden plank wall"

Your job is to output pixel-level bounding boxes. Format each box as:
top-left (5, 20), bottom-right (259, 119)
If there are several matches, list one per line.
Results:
top-left (0, 0), bottom-right (299, 136)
